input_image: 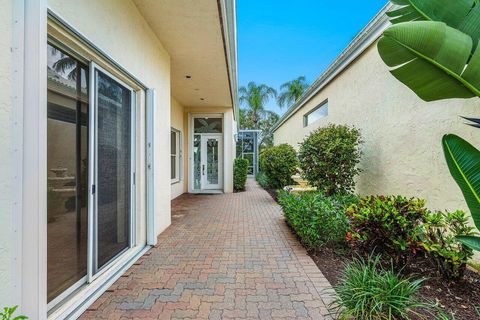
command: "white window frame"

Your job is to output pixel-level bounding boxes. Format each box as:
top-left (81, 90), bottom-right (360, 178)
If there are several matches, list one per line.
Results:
top-left (170, 128), bottom-right (182, 184)
top-left (303, 99), bottom-right (328, 127)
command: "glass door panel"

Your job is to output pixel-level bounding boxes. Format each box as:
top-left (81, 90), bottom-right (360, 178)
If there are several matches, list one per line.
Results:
top-left (193, 135), bottom-right (202, 190)
top-left (200, 135), bottom-right (222, 190)
top-left (206, 139), bottom-right (219, 185)
top-left (47, 44), bottom-right (89, 302)
top-left (94, 69), bottom-right (133, 272)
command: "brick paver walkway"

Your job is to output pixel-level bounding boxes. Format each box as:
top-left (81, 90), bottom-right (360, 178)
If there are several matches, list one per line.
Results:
top-left (81, 179), bottom-right (334, 319)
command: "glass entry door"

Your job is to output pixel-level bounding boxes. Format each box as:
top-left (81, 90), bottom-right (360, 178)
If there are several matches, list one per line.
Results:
top-left (192, 116), bottom-right (223, 191)
top-left (201, 135), bottom-right (223, 190)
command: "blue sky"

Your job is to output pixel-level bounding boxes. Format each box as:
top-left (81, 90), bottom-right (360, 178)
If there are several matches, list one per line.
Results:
top-left (237, 0), bottom-right (388, 115)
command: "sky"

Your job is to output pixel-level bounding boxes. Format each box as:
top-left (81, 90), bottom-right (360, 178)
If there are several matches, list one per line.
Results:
top-left (237, 0), bottom-right (388, 115)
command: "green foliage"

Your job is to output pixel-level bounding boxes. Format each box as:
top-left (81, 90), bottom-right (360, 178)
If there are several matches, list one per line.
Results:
top-left (259, 144), bottom-right (298, 189)
top-left (379, 1), bottom-right (480, 251)
top-left (0, 306), bottom-right (27, 320)
top-left (278, 191), bottom-right (359, 248)
top-left (277, 76), bottom-right (309, 109)
top-left (442, 134), bottom-right (480, 250)
top-left (419, 210), bottom-right (475, 279)
top-left (387, 0), bottom-right (480, 49)
top-left (298, 124), bottom-right (362, 196)
top-left (331, 254), bottom-right (429, 320)
top-left (255, 171), bottom-right (271, 189)
top-left (347, 195), bottom-right (428, 260)
top-left (378, 21), bottom-right (480, 101)
top-left (239, 82), bottom-right (277, 129)
top-left (233, 158), bottom-right (249, 191)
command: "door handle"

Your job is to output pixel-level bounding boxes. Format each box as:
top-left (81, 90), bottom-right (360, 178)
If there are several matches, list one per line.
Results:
top-left (202, 165), bottom-right (205, 175)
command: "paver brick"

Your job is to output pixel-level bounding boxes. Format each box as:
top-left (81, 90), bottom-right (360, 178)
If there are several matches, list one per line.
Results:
top-left (79, 179), bottom-right (332, 319)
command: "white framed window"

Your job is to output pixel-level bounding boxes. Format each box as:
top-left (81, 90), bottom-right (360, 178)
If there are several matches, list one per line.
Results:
top-left (304, 100), bottom-right (328, 127)
top-left (171, 128), bottom-right (182, 183)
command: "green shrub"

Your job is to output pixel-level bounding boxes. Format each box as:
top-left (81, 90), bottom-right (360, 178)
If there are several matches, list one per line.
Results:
top-left (233, 158), bottom-right (249, 191)
top-left (331, 255), bottom-right (429, 320)
top-left (259, 144), bottom-right (298, 189)
top-left (347, 195), bottom-right (428, 261)
top-left (298, 124), bottom-right (362, 195)
top-left (420, 210), bottom-right (475, 279)
top-left (1, 306), bottom-right (27, 320)
top-left (255, 171), bottom-right (270, 189)
top-left (278, 191), bottom-right (359, 248)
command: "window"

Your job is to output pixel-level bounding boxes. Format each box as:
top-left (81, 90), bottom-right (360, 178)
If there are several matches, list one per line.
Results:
top-left (194, 117), bottom-right (223, 133)
top-left (303, 100), bottom-right (328, 127)
top-left (171, 129), bottom-right (181, 182)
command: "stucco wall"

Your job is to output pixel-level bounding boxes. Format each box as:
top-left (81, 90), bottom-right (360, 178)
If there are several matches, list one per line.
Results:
top-left (274, 42), bottom-right (480, 213)
top-left (0, 0), bottom-right (13, 307)
top-left (171, 97), bottom-right (186, 199)
top-left (48, 0), bottom-right (172, 235)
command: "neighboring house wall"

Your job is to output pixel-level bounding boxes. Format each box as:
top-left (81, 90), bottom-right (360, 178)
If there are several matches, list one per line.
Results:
top-left (171, 97), bottom-right (186, 199)
top-left (0, 0), bottom-right (13, 306)
top-left (274, 42), bottom-right (480, 213)
top-left (48, 0), bottom-right (172, 235)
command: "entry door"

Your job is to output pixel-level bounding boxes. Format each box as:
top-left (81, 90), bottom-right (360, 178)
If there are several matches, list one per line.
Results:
top-left (200, 135), bottom-right (223, 190)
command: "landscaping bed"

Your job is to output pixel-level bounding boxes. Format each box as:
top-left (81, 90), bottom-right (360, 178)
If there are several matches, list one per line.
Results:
top-left (310, 247), bottom-right (480, 319)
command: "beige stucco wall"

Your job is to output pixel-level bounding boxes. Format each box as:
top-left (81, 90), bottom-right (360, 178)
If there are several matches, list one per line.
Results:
top-left (171, 97), bottom-right (187, 199)
top-left (48, 0), bottom-right (173, 235)
top-left (0, 0), bottom-right (13, 306)
top-left (274, 42), bottom-right (480, 214)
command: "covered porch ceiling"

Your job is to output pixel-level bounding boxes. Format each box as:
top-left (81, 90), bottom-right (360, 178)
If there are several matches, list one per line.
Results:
top-left (133, 0), bottom-right (236, 109)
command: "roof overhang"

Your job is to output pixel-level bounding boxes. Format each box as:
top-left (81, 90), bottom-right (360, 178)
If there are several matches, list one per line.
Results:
top-left (271, 3), bottom-right (394, 133)
top-left (133, 0), bottom-right (238, 116)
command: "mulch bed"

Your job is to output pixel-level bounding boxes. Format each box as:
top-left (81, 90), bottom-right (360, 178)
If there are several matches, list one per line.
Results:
top-left (259, 183), bottom-right (480, 318)
top-left (309, 247), bottom-right (480, 319)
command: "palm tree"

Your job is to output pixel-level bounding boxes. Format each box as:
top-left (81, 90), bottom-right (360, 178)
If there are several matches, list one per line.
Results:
top-left (239, 82), bottom-right (277, 129)
top-left (277, 76), bottom-right (309, 109)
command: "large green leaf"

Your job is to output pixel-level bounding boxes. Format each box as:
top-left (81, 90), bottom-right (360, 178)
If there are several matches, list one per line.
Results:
top-left (457, 235), bottom-right (480, 251)
top-left (442, 134), bottom-right (480, 231)
top-left (378, 21), bottom-right (480, 101)
top-left (387, 0), bottom-right (480, 45)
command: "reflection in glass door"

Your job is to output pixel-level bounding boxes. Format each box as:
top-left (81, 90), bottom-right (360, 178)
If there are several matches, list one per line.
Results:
top-left (91, 68), bottom-right (135, 275)
top-left (47, 44), bottom-right (89, 303)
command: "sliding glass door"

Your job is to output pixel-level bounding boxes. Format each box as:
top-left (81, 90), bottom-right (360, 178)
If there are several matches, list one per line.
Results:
top-left (47, 44), bottom-right (89, 303)
top-left (47, 43), bottom-right (136, 306)
top-left (92, 68), bottom-right (135, 275)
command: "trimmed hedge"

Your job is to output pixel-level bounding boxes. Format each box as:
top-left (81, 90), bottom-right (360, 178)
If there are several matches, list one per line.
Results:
top-left (259, 144), bottom-right (298, 189)
top-left (233, 158), bottom-right (249, 191)
top-left (278, 191), bottom-right (359, 248)
top-left (299, 124), bottom-right (362, 195)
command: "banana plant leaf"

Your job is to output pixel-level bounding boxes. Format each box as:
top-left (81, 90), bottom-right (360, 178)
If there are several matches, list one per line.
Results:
top-left (462, 116), bottom-right (480, 128)
top-left (442, 134), bottom-right (480, 232)
top-left (378, 21), bottom-right (480, 101)
top-left (457, 235), bottom-right (480, 251)
top-left (387, 0), bottom-right (480, 46)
